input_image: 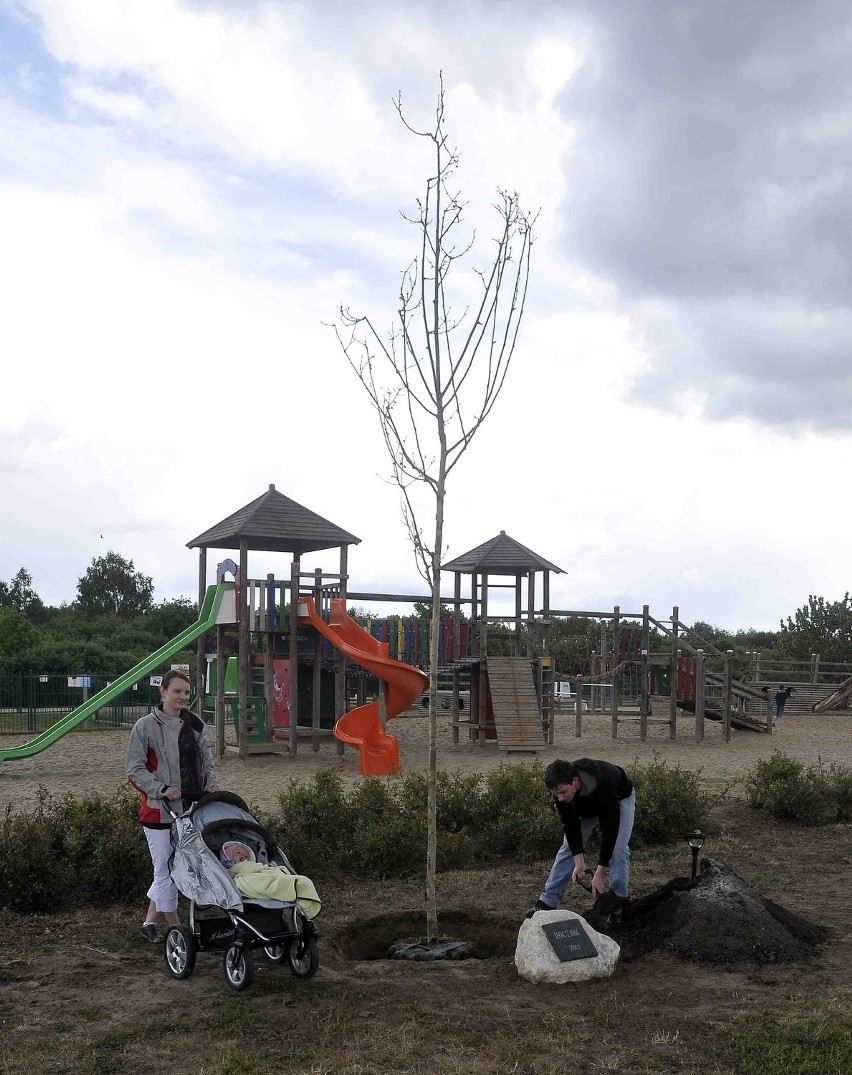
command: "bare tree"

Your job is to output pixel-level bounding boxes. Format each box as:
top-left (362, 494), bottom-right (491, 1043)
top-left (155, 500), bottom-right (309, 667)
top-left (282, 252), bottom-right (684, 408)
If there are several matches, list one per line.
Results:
top-left (335, 79), bottom-right (536, 945)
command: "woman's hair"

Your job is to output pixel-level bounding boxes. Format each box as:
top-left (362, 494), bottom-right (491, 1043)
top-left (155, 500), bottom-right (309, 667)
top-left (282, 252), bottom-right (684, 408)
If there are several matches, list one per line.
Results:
top-left (544, 759), bottom-right (578, 789)
top-left (161, 669), bottom-right (191, 690)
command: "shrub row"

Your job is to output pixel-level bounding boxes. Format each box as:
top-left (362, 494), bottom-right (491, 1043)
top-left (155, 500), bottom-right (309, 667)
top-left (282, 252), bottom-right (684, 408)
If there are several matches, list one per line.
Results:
top-left (745, 752), bottom-right (852, 825)
top-left (2, 758), bottom-right (713, 912)
top-left (268, 757), bottom-right (714, 878)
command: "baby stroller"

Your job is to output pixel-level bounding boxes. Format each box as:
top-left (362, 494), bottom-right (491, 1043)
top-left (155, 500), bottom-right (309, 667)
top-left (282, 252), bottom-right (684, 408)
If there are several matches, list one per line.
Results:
top-left (162, 791), bottom-right (320, 991)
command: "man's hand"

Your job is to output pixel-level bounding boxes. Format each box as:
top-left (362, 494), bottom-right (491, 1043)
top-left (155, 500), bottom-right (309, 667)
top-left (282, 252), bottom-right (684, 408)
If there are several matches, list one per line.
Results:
top-left (571, 854), bottom-right (587, 884)
top-left (208, 784), bottom-right (223, 793)
top-left (163, 786), bottom-right (182, 801)
top-left (591, 866), bottom-right (607, 897)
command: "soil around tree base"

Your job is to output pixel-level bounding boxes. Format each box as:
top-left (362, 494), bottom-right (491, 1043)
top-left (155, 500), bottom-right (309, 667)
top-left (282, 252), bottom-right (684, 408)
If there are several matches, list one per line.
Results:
top-left (585, 857), bottom-right (829, 964)
top-left (332, 909), bottom-right (518, 960)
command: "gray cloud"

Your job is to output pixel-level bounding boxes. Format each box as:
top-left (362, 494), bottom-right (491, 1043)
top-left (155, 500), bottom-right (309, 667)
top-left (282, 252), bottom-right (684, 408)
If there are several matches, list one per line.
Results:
top-left (558, 0), bottom-right (852, 428)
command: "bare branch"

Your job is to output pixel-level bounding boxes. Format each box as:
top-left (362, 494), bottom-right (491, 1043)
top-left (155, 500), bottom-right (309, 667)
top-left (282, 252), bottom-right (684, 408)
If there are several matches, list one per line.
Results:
top-left (332, 79), bottom-right (536, 947)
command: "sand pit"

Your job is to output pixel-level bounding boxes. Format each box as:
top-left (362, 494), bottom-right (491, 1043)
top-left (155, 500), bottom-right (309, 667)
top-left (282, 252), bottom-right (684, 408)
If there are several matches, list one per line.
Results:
top-left (1, 705), bottom-right (849, 813)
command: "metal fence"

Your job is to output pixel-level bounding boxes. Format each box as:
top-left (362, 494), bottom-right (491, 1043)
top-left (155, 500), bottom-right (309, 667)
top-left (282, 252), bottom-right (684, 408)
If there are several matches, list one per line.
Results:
top-left (0, 674), bottom-right (198, 735)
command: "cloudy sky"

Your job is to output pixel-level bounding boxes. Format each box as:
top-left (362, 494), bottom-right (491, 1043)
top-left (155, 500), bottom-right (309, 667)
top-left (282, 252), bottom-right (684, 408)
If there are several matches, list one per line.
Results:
top-left (2, 0), bottom-right (851, 632)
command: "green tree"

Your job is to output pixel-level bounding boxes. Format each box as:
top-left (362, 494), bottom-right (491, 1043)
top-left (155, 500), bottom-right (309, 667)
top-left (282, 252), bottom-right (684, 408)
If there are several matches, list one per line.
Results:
top-left (76, 552), bottom-right (154, 617)
top-left (145, 598), bottom-right (198, 638)
top-left (412, 600), bottom-right (465, 621)
top-left (778, 594), bottom-right (852, 663)
top-left (0, 567), bottom-right (45, 621)
top-left (0, 608), bottom-right (42, 671)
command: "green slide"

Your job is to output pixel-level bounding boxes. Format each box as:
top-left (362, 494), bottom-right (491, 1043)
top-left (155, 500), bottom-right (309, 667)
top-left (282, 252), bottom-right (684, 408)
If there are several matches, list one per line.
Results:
top-left (0, 582), bottom-right (236, 769)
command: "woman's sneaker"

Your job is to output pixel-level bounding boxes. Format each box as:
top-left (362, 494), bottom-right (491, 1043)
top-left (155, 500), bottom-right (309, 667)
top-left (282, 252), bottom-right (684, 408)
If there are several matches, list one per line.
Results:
top-left (139, 923), bottom-right (160, 943)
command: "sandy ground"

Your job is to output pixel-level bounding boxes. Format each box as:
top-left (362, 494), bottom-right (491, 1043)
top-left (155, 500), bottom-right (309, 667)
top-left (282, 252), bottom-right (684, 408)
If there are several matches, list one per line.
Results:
top-left (1, 703), bottom-right (849, 812)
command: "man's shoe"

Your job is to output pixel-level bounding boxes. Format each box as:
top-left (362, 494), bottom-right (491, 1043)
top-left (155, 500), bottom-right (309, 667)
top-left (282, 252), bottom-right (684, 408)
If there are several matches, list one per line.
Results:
top-left (524, 899), bottom-right (555, 920)
top-left (139, 923), bottom-right (160, 943)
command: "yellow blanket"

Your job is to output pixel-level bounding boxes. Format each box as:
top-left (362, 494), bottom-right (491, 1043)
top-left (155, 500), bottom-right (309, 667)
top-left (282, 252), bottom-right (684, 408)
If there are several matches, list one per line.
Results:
top-left (229, 861), bottom-right (321, 919)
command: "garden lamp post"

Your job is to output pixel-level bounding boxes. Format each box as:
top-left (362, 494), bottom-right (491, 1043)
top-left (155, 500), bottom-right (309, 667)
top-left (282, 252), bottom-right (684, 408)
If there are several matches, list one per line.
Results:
top-left (686, 830), bottom-right (705, 881)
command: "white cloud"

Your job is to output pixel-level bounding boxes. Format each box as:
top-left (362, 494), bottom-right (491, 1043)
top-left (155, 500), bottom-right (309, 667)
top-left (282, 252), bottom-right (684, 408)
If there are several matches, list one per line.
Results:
top-left (2, 0), bottom-right (851, 636)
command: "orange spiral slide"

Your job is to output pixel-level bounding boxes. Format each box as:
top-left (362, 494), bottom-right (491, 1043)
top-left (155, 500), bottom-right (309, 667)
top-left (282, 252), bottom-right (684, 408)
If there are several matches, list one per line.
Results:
top-left (297, 596), bottom-right (428, 776)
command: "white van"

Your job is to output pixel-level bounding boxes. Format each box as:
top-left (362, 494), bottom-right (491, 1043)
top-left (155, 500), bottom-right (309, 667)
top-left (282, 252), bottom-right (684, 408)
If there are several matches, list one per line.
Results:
top-left (554, 680), bottom-right (588, 711)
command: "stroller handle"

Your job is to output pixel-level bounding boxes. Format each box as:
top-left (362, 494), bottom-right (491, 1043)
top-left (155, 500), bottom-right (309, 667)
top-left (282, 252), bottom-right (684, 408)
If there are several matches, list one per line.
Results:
top-left (163, 791), bottom-right (207, 819)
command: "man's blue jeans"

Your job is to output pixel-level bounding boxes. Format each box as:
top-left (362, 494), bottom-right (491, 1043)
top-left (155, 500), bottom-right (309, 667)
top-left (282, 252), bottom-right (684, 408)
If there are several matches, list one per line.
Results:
top-left (538, 791), bottom-right (635, 905)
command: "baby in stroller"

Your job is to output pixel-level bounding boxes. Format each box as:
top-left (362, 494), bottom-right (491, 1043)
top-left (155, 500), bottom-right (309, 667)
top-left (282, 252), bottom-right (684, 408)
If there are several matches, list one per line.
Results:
top-left (162, 790), bottom-right (321, 991)
top-left (221, 840), bottom-right (321, 918)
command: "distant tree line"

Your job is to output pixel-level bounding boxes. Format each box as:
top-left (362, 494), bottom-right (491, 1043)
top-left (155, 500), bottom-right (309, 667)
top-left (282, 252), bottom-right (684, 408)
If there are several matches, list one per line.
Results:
top-left (1, 554), bottom-right (850, 676)
top-left (0, 553), bottom-right (198, 675)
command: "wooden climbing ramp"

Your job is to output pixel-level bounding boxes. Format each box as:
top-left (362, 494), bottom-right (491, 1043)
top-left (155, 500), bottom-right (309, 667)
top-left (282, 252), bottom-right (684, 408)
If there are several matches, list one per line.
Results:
top-left (487, 657), bottom-right (545, 752)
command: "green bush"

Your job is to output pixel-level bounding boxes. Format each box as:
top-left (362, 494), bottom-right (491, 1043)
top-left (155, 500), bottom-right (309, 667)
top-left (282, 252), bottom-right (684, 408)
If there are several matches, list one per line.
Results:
top-left (0, 788), bottom-right (148, 913)
top-left (479, 763), bottom-right (558, 862)
top-left (745, 752), bottom-right (852, 825)
top-left (275, 769), bottom-right (357, 876)
top-left (628, 755), bottom-right (714, 845)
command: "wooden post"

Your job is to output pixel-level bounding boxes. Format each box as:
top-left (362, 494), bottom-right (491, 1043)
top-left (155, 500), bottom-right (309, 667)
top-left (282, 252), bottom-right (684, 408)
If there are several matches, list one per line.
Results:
top-left (196, 547), bottom-right (207, 717)
top-left (265, 574), bottom-right (275, 745)
top-left (479, 573), bottom-right (488, 746)
top-left (695, 648), bottom-right (705, 743)
top-left (812, 652), bottom-right (820, 684)
top-left (471, 571), bottom-right (479, 657)
top-left (610, 606), bottom-right (620, 738)
top-left (575, 674), bottom-right (583, 738)
top-left (526, 570), bottom-right (536, 658)
top-left (452, 573), bottom-right (461, 745)
top-left (313, 569), bottom-right (322, 753)
top-left (514, 573), bottom-right (523, 657)
top-left (640, 604), bottom-right (650, 740)
top-left (215, 623), bottom-right (225, 758)
top-left (669, 606), bottom-right (679, 739)
top-left (599, 619), bottom-right (607, 714)
top-left (723, 649), bottom-right (733, 743)
top-left (336, 545), bottom-right (348, 755)
top-left (238, 540), bottom-right (249, 760)
top-left (289, 557), bottom-right (300, 757)
top-left (453, 573), bottom-right (462, 661)
top-left (470, 661), bottom-right (481, 745)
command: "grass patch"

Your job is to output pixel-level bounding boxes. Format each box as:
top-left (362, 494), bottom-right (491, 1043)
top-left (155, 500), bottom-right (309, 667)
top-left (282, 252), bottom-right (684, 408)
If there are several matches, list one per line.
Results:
top-left (714, 1015), bottom-right (852, 1074)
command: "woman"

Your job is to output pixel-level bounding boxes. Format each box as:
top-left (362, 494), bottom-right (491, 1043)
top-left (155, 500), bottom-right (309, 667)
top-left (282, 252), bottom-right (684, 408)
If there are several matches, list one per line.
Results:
top-left (126, 669), bottom-right (222, 941)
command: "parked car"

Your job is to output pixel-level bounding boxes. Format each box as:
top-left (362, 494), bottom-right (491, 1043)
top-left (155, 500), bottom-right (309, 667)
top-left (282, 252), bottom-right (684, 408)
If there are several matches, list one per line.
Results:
top-left (419, 676), bottom-right (470, 711)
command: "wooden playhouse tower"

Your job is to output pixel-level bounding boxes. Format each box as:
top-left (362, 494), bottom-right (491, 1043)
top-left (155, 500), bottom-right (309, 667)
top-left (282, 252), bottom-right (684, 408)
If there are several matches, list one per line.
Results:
top-left (442, 531), bottom-right (563, 751)
top-left (187, 484), bottom-right (361, 759)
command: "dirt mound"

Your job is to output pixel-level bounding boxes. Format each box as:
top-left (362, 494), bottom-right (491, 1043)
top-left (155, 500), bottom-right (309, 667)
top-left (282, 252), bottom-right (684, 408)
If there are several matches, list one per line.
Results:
top-left (584, 857), bottom-right (828, 964)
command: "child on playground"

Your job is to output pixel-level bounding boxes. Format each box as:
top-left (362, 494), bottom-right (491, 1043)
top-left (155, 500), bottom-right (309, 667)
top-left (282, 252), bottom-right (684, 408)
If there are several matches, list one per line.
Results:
top-left (221, 841), bottom-right (321, 918)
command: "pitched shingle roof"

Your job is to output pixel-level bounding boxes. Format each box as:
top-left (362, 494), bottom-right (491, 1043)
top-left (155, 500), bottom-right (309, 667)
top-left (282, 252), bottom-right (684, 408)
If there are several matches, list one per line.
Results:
top-left (187, 485), bottom-right (360, 555)
top-left (442, 531), bottom-right (563, 575)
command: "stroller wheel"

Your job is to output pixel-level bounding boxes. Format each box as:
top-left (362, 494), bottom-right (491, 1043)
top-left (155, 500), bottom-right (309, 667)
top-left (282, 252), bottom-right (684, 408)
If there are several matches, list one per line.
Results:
top-left (262, 944), bottom-right (286, 963)
top-left (223, 945), bottom-right (254, 991)
top-left (164, 926), bottom-right (197, 980)
top-left (288, 935), bottom-right (319, 979)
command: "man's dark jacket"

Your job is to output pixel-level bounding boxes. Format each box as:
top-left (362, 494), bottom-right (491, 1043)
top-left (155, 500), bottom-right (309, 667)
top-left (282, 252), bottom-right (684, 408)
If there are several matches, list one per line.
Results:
top-left (554, 758), bottom-right (633, 867)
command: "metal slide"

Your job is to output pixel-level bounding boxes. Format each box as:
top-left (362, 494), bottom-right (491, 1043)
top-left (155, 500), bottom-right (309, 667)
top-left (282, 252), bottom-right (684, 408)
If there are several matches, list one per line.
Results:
top-left (0, 583), bottom-right (236, 769)
top-left (298, 596), bottom-right (428, 777)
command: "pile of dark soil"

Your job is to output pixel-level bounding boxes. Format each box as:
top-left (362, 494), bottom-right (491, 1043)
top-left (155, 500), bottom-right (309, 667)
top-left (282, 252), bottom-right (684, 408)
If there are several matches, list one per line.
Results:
top-left (584, 857), bottom-right (828, 964)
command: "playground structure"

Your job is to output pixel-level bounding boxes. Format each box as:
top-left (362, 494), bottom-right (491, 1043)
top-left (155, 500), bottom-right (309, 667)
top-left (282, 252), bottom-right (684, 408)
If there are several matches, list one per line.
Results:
top-left (3, 485), bottom-right (849, 776)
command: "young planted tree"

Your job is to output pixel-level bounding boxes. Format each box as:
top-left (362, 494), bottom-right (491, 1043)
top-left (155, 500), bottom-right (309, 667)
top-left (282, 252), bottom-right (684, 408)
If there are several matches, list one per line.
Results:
top-left (335, 82), bottom-right (535, 943)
